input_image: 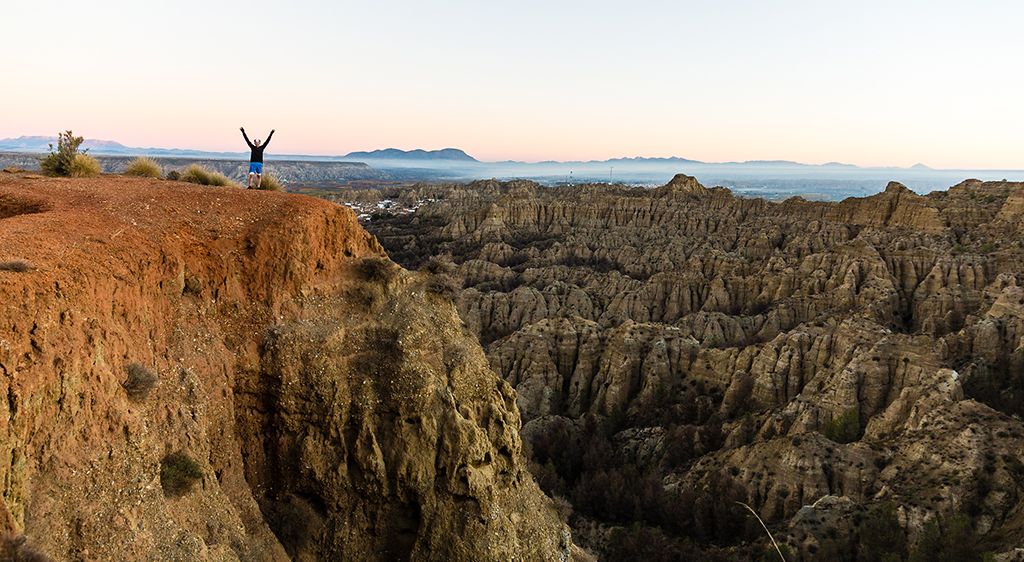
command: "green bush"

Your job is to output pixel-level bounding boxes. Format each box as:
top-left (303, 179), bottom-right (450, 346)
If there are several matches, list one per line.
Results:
top-left (122, 363), bottom-right (158, 400)
top-left (160, 451), bottom-right (203, 497)
top-left (857, 501), bottom-right (906, 562)
top-left (165, 170), bottom-right (181, 181)
top-left (180, 164), bottom-right (234, 187)
top-left (39, 130), bottom-right (86, 176)
top-left (124, 157), bottom-right (162, 178)
top-left (68, 154), bottom-right (101, 178)
top-left (257, 174), bottom-right (283, 191)
top-left (823, 408), bottom-right (862, 443)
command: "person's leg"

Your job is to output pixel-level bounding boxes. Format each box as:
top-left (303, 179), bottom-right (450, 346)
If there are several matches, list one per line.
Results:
top-left (247, 172), bottom-right (256, 188)
top-left (255, 173), bottom-right (262, 188)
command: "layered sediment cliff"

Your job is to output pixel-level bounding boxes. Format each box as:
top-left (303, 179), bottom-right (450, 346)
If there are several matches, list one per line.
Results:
top-left (0, 173), bottom-right (571, 561)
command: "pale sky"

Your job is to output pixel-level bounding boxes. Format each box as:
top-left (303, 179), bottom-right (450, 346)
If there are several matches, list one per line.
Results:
top-left (3, 0), bottom-right (1022, 168)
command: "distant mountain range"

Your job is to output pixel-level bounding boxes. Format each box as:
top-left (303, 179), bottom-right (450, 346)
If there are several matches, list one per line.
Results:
top-left (0, 136), bottom-right (248, 159)
top-left (343, 148), bottom-right (477, 162)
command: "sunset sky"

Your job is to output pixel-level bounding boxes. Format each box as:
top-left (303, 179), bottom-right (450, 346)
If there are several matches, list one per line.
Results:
top-left (3, 0), bottom-right (1022, 168)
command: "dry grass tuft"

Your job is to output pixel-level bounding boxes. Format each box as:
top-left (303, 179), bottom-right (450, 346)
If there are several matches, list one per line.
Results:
top-left (124, 157), bottom-right (162, 178)
top-left (68, 154), bottom-right (101, 178)
top-left (257, 174), bottom-right (284, 191)
top-left (180, 164), bottom-right (235, 187)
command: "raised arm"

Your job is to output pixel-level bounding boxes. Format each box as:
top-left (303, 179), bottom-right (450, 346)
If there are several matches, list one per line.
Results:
top-left (240, 127), bottom-right (254, 149)
top-left (262, 129), bottom-right (275, 149)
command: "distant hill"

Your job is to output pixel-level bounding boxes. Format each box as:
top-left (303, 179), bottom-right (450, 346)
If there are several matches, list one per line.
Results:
top-left (343, 148), bottom-right (478, 162)
top-left (0, 135), bottom-right (133, 153)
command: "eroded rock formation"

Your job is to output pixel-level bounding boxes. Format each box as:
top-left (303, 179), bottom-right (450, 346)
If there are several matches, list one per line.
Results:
top-left (366, 175), bottom-right (1024, 560)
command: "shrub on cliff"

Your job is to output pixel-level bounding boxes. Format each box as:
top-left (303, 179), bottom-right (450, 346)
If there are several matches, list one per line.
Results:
top-left (823, 408), bottom-right (862, 443)
top-left (356, 257), bottom-right (396, 283)
top-left (907, 513), bottom-right (990, 562)
top-left (425, 273), bottom-right (460, 299)
top-left (122, 363), bottom-right (158, 400)
top-left (165, 170), bottom-right (181, 181)
top-left (160, 451), bottom-right (203, 497)
top-left (857, 501), bottom-right (906, 562)
top-left (420, 256), bottom-right (460, 298)
top-left (180, 164), bottom-right (234, 187)
top-left (0, 532), bottom-right (53, 562)
top-left (124, 157), bottom-right (162, 178)
top-left (0, 260), bottom-right (33, 273)
top-left (420, 255), bottom-right (457, 276)
top-left (40, 130), bottom-right (88, 177)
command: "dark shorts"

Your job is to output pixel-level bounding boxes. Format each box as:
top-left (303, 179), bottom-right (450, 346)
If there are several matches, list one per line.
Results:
top-left (249, 162), bottom-right (263, 174)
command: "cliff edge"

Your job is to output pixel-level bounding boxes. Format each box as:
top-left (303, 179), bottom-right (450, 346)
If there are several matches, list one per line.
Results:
top-left (0, 173), bottom-right (571, 561)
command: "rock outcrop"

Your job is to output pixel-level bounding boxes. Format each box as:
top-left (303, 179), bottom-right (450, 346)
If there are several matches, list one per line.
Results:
top-left (0, 173), bottom-right (570, 561)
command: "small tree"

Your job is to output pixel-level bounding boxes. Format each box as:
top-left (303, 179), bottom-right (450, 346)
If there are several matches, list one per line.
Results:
top-left (40, 130), bottom-right (87, 176)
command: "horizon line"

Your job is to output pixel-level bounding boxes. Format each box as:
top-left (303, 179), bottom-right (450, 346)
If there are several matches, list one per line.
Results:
top-left (2, 134), bottom-right (1024, 172)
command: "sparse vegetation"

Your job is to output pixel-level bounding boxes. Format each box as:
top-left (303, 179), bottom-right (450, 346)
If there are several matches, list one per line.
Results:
top-left (356, 257), bottom-right (396, 283)
top-left (425, 273), bottom-right (460, 298)
top-left (165, 170), bottom-right (181, 181)
top-left (907, 513), bottom-right (990, 562)
top-left (0, 532), bottom-right (53, 562)
top-left (420, 255), bottom-right (457, 275)
top-left (823, 408), bottom-right (862, 443)
top-left (122, 363), bottom-right (158, 400)
top-left (124, 157), bottom-right (162, 178)
top-left (257, 174), bottom-right (283, 191)
top-left (0, 260), bottom-right (33, 272)
top-left (857, 501), bottom-right (906, 562)
top-left (160, 451), bottom-right (203, 497)
top-left (180, 164), bottom-right (235, 187)
top-left (419, 256), bottom-right (461, 298)
top-left (39, 130), bottom-right (87, 177)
